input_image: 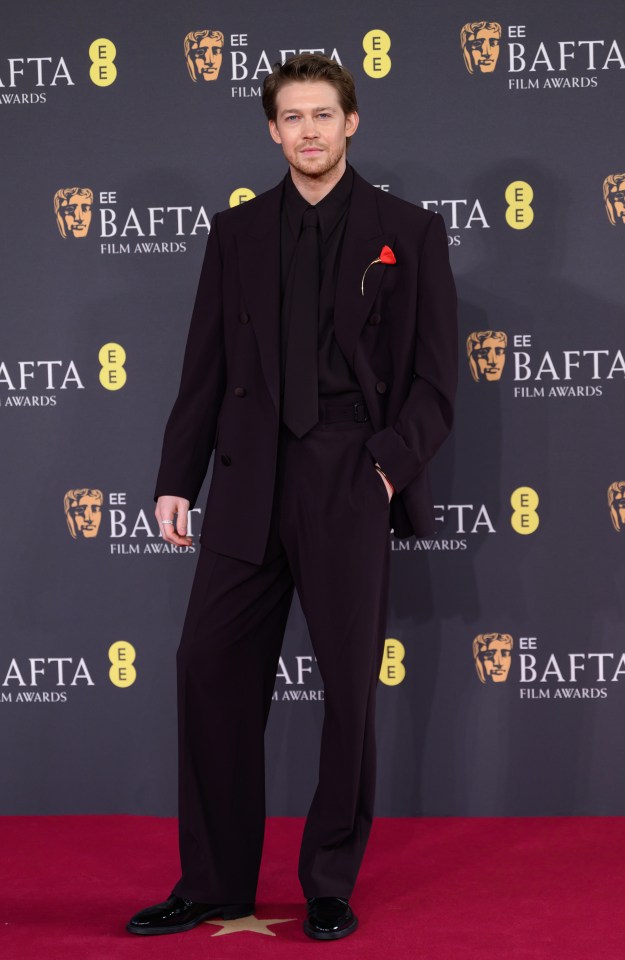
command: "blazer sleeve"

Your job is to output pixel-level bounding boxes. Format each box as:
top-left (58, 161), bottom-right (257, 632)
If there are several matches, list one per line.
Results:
top-left (364, 211), bottom-right (458, 493)
top-left (153, 212), bottom-right (227, 508)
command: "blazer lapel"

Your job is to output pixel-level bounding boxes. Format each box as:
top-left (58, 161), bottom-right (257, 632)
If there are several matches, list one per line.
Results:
top-left (237, 180), bottom-right (283, 415)
top-left (236, 170), bottom-right (394, 420)
top-left (334, 170), bottom-right (395, 375)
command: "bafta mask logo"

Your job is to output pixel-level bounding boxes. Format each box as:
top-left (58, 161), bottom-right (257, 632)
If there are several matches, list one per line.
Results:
top-left (461, 21), bottom-right (502, 74)
top-left (54, 188), bottom-right (94, 239)
top-left (467, 330), bottom-right (507, 382)
top-left (64, 488), bottom-right (104, 539)
top-left (603, 174), bottom-right (625, 226)
top-left (473, 633), bottom-right (513, 684)
top-left (607, 482), bottom-right (625, 531)
top-left (184, 30), bottom-right (225, 82)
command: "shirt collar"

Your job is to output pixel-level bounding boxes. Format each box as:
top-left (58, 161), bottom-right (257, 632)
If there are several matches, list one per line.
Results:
top-left (283, 163), bottom-right (354, 241)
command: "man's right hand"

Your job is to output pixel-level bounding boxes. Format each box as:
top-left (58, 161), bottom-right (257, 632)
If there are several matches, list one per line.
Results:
top-left (155, 495), bottom-right (193, 547)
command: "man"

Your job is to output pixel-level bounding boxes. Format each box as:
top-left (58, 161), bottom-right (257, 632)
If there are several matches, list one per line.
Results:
top-left (127, 53), bottom-right (457, 941)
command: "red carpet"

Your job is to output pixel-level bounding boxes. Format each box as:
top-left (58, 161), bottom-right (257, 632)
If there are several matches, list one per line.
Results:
top-left (2, 815), bottom-right (624, 958)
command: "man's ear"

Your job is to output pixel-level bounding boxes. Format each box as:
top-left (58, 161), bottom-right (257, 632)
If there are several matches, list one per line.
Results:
top-left (345, 111), bottom-right (359, 139)
top-left (268, 120), bottom-right (282, 145)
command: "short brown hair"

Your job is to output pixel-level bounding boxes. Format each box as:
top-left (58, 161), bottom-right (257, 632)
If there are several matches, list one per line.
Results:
top-left (262, 54), bottom-right (358, 145)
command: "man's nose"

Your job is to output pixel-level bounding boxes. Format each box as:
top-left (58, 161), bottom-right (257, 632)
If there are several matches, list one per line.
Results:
top-left (301, 119), bottom-right (319, 138)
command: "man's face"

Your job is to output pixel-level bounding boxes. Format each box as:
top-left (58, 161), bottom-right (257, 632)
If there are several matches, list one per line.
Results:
top-left (608, 186), bottom-right (625, 224)
top-left (467, 28), bottom-right (500, 73)
top-left (60, 197), bottom-right (92, 238)
top-left (69, 495), bottom-right (102, 538)
top-left (472, 337), bottom-right (506, 381)
top-left (191, 37), bottom-right (223, 81)
top-left (268, 80), bottom-right (358, 179)
top-left (477, 640), bottom-right (512, 683)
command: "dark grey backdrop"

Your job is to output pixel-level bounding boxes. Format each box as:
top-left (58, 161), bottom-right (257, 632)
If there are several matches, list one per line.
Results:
top-left (3, 0), bottom-right (625, 817)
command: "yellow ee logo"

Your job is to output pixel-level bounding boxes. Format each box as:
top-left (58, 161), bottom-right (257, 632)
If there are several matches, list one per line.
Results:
top-left (510, 486), bottom-right (539, 534)
top-left (229, 188), bottom-right (256, 207)
top-left (89, 38), bottom-right (117, 87)
top-left (505, 180), bottom-right (534, 230)
top-left (99, 342), bottom-right (127, 391)
top-left (363, 30), bottom-right (391, 78)
top-left (108, 641), bottom-right (136, 688)
top-left (380, 638), bottom-right (406, 685)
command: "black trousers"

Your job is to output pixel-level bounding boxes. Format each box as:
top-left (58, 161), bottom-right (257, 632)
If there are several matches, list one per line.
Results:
top-left (172, 398), bottom-right (391, 903)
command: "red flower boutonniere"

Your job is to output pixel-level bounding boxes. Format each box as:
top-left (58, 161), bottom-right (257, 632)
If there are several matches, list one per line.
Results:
top-left (361, 245), bottom-right (396, 296)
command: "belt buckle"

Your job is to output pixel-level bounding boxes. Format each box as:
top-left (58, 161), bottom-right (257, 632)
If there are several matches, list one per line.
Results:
top-left (353, 401), bottom-right (368, 423)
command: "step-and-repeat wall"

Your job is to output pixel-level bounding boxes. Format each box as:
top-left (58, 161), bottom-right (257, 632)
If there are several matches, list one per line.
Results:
top-left (4, 0), bottom-right (625, 817)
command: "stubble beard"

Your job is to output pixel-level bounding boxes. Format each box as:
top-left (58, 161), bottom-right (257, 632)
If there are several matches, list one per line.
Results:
top-left (288, 143), bottom-right (346, 182)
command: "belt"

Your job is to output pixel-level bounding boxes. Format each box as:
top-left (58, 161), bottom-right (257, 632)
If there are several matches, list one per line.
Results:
top-left (317, 396), bottom-right (369, 424)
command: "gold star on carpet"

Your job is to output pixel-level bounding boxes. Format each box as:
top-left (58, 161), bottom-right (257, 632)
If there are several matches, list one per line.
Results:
top-left (205, 914), bottom-right (297, 937)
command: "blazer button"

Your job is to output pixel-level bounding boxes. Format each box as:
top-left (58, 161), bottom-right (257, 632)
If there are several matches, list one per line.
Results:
top-left (376, 380), bottom-right (387, 395)
top-left (234, 386), bottom-right (247, 397)
top-left (239, 311), bottom-right (250, 324)
top-left (412, 371), bottom-right (417, 381)
top-left (221, 454), bottom-right (232, 466)
top-left (368, 313), bottom-right (381, 325)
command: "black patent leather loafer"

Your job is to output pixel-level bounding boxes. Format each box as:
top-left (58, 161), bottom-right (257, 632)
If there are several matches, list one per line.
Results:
top-left (303, 896), bottom-right (358, 940)
top-left (126, 894), bottom-right (255, 935)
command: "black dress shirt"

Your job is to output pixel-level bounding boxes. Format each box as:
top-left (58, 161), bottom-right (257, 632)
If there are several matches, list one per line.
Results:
top-left (280, 163), bottom-right (361, 400)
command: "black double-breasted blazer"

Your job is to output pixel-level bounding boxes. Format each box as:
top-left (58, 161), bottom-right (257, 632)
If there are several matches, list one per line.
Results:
top-left (154, 167), bottom-right (458, 565)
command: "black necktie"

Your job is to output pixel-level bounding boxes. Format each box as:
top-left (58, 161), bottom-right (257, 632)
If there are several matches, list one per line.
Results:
top-left (282, 206), bottom-right (320, 437)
